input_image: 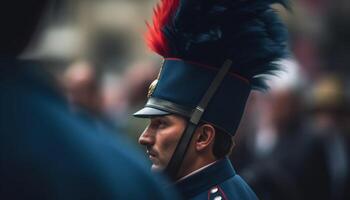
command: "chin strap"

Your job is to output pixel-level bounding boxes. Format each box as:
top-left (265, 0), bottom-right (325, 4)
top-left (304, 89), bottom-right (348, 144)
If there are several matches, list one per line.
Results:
top-left (164, 60), bottom-right (232, 181)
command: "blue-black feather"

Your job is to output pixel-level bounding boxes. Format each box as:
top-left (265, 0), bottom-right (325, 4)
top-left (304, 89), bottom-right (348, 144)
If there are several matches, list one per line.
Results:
top-left (162, 0), bottom-right (290, 90)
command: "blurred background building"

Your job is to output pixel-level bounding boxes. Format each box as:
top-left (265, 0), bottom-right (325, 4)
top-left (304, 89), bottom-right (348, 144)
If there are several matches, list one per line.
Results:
top-left (27, 0), bottom-right (349, 199)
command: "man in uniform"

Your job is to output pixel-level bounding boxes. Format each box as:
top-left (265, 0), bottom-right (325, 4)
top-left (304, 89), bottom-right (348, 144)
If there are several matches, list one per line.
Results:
top-left (134, 0), bottom-right (290, 199)
top-left (0, 1), bottom-right (178, 199)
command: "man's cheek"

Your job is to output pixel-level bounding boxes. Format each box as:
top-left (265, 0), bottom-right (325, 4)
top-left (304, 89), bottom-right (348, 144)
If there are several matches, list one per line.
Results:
top-left (162, 142), bottom-right (176, 157)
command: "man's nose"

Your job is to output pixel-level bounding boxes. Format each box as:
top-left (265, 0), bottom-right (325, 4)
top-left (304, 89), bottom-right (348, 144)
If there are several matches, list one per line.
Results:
top-left (138, 127), bottom-right (154, 146)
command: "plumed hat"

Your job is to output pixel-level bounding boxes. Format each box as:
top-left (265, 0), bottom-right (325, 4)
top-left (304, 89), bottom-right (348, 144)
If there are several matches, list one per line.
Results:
top-left (134, 0), bottom-right (290, 179)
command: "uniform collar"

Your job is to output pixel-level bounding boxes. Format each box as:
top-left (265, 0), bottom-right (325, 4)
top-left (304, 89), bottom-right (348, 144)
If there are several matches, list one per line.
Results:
top-left (176, 161), bottom-right (217, 182)
top-left (174, 157), bottom-right (236, 199)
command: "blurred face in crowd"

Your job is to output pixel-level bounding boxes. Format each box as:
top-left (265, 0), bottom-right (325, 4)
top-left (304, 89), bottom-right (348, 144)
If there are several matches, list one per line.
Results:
top-left (63, 63), bottom-right (102, 114)
top-left (138, 115), bottom-right (187, 172)
top-left (269, 90), bottom-right (300, 129)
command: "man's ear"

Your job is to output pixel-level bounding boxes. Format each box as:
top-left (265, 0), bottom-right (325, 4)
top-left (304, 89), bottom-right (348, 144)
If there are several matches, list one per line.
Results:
top-left (194, 124), bottom-right (216, 151)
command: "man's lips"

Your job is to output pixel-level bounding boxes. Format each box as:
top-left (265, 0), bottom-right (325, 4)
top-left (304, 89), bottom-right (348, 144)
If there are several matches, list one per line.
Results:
top-left (146, 149), bottom-right (158, 163)
top-left (146, 149), bottom-right (156, 157)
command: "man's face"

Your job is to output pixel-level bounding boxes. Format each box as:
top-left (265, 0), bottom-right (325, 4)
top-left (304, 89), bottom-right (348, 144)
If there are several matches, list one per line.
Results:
top-left (138, 115), bottom-right (186, 171)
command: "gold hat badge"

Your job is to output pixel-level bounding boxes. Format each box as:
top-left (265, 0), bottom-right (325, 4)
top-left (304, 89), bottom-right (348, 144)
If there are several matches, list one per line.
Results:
top-left (147, 59), bottom-right (164, 98)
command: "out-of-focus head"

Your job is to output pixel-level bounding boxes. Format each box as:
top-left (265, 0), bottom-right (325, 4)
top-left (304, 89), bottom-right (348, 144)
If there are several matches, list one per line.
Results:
top-left (63, 61), bottom-right (102, 115)
top-left (0, 0), bottom-right (49, 57)
top-left (311, 77), bottom-right (345, 113)
top-left (123, 61), bottom-right (159, 106)
top-left (264, 60), bottom-right (306, 129)
top-left (310, 76), bottom-right (349, 132)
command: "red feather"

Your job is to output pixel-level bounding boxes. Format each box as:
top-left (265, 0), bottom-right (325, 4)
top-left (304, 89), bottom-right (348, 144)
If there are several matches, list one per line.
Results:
top-left (145, 0), bottom-right (179, 57)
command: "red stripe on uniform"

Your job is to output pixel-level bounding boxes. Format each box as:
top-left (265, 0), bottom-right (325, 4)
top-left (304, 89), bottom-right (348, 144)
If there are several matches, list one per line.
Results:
top-left (217, 186), bottom-right (228, 200)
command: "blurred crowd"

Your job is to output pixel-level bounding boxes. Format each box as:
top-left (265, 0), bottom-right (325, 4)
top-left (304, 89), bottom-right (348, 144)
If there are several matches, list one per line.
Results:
top-left (35, 0), bottom-right (349, 199)
top-left (230, 0), bottom-right (350, 199)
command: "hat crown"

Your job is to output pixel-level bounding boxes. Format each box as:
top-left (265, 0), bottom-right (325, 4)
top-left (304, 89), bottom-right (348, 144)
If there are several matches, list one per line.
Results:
top-left (135, 0), bottom-right (290, 135)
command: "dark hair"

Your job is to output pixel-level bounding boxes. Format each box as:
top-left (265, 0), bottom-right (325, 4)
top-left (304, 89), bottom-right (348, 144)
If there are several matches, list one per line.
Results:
top-left (212, 127), bottom-right (234, 159)
top-left (0, 1), bottom-right (49, 56)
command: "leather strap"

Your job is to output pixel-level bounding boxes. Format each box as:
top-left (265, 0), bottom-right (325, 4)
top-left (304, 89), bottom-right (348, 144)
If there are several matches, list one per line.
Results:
top-left (165, 60), bottom-right (233, 180)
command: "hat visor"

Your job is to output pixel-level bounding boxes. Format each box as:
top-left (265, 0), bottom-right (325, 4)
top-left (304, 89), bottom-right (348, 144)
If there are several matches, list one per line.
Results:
top-left (133, 107), bottom-right (170, 118)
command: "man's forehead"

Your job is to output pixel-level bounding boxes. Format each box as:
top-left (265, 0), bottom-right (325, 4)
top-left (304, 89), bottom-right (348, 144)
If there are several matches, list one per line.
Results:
top-left (150, 114), bottom-right (185, 121)
top-left (150, 115), bottom-right (173, 120)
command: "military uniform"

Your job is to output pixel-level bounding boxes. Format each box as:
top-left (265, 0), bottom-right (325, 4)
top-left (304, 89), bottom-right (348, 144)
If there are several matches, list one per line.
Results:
top-left (176, 158), bottom-right (258, 200)
top-left (134, 0), bottom-right (290, 199)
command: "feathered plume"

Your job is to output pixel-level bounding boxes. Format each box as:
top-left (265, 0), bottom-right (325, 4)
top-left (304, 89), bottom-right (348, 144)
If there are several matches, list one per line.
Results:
top-left (146, 0), bottom-right (290, 90)
top-left (145, 0), bottom-right (179, 57)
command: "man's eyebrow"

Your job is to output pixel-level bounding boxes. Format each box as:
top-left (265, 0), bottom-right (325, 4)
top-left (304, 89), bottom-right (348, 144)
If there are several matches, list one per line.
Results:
top-left (162, 115), bottom-right (172, 120)
top-left (152, 115), bottom-right (172, 121)
top-left (151, 116), bottom-right (165, 121)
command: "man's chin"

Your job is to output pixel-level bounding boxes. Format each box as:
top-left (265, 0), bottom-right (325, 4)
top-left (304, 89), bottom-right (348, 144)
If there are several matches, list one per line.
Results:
top-left (151, 164), bottom-right (165, 172)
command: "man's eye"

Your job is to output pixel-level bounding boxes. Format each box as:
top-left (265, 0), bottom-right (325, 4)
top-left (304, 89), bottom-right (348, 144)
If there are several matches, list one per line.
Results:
top-left (158, 121), bottom-right (168, 129)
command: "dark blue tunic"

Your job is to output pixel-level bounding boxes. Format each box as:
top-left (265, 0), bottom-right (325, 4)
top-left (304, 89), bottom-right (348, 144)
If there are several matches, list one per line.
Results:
top-left (175, 158), bottom-right (258, 200)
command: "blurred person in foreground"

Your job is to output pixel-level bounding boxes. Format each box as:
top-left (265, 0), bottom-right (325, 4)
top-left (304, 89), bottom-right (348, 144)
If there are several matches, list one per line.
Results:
top-left (0, 1), bottom-right (179, 199)
top-left (134, 0), bottom-right (290, 199)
